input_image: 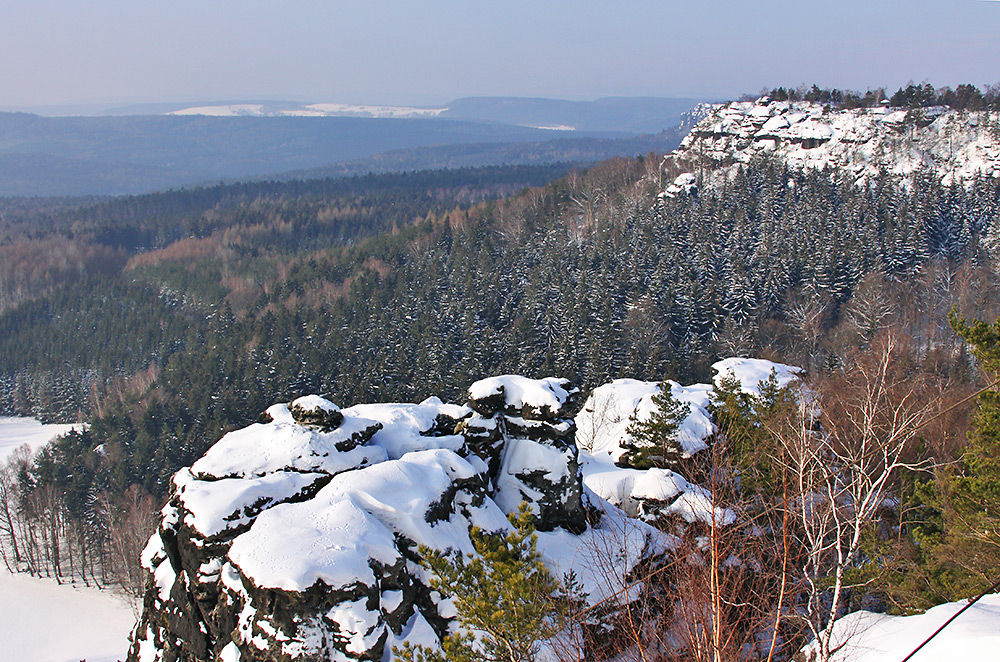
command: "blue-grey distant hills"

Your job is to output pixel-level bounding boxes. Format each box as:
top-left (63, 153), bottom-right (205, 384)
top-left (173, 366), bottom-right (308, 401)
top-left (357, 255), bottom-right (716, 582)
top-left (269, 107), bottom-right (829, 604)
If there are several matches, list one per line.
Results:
top-left (0, 96), bottom-right (708, 197)
top-left (441, 96), bottom-right (704, 134)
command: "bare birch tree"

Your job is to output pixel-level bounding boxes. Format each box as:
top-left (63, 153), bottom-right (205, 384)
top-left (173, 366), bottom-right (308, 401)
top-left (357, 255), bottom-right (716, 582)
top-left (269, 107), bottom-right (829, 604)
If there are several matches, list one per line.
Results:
top-left (773, 332), bottom-right (944, 662)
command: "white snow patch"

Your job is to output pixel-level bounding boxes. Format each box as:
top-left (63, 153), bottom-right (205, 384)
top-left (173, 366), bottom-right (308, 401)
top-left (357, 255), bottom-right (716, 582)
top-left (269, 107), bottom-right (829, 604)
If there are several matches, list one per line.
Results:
top-left (174, 468), bottom-right (326, 538)
top-left (0, 567), bottom-right (135, 662)
top-left (228, 449), bottom-right (508, 592)
top-left (167, 102), bottom-right (446, 119)
top-left (666, 490), bottom-right (735, 526)
top-left (811, 593), bottom-right (1000, 661)
top-left (469, 375), bottom-right (573, 414)
top-left (380, 589), bottom-right (404, 614)
top-left (228, 496), bottom-right (399, 592)
top-left (711, 357), bottom-right (802, 396)
top-left (343, 399), bottom-right (469, 459)
top-left (190, 413), bottom-right (386, 479)
top-left (502, 438), bottom-right (570, 481)
top-left (0, 417), bottom-right (84, 463)
top-left (384, 610), bottom-right (441, 658)
top-left (219, 641), bottom-right (242, 662)
top-left (290, 394), bottom-right (340, 414)
top-left (576, 379), bottom-right (713, 462)
top-left (536, 495), bottom-right (672, 604)
top-left (327, 598), bottom-right (384, 655)
top-left (153, 553), bottom-right (176, 601)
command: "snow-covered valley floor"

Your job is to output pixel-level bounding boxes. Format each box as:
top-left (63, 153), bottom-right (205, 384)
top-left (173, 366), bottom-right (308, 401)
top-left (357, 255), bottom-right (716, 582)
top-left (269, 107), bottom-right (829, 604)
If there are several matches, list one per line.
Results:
top-left (0, 568), bottom-right (136, 662)
top-left (1, 417), bottom-right (134, 662)
top-left (0, 416), bottom-right (82, 463)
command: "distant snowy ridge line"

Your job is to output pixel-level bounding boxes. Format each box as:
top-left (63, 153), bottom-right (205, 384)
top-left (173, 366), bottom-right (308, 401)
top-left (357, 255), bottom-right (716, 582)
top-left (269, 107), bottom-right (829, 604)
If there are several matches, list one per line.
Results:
top-left (667, 98), bottom-right (1000, 189)
top-left (165, 103), bottom-right (584, 131)
top-left (128, 359), bottom-right (796, 662)
top-left (167, 102), bottom-right (449, 119)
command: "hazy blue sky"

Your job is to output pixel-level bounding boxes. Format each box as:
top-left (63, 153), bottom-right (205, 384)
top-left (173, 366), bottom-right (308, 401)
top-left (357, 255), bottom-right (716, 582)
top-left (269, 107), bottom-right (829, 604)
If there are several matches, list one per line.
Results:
top-left (1, 0), bottom-right (998, 109)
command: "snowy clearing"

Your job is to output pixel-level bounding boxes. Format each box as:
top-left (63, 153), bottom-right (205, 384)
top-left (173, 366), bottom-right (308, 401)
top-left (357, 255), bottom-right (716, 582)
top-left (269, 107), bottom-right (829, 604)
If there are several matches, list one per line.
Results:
top-left (0, 417), bottom-right (82, 463)
top-left (0, 568), bottom-right (135, 662)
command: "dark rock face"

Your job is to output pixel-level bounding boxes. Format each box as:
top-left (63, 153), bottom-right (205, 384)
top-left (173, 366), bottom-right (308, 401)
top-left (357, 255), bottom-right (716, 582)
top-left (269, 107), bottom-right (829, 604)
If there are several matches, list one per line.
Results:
top-left (465, 375), bottom-right (591, 534)
top-left (288, 395), bottom-right (345, 432)
top-left (127, 378), bottom-right (652, 662)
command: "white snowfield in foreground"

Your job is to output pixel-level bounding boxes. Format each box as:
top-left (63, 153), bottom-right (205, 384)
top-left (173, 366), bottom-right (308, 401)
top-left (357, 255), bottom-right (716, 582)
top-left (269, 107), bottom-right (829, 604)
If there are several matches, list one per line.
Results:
top-left (0, 417), bottom-right (82, 463)
top-left (0, 568), bottom-right (135, 662)
top-left (818, 593), bottom-right (1000, 661)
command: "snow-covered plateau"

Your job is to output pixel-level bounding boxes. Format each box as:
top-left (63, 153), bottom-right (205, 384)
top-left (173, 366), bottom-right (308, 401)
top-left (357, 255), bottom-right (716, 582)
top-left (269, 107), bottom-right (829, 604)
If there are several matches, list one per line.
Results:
top-left (670, 98), bottom-right (1000, 187)
top-left (0, 568), bottom-right (136, 662)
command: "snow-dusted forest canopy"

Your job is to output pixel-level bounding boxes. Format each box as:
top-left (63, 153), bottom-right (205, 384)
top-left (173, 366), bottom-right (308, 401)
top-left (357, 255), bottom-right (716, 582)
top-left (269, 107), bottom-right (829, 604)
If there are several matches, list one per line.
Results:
top-left (3, 89), bottom-right (1000, 661)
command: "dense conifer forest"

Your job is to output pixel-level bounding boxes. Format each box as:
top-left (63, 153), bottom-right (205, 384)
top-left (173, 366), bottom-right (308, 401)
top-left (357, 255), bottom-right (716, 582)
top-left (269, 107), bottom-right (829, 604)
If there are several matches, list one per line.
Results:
top-left (2, 149), bottom-right (1000, 620)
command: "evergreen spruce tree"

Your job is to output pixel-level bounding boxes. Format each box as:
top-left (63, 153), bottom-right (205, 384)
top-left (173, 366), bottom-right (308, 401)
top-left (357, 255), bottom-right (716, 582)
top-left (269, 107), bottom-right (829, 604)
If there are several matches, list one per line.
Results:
top-left (395, 504), bottom-right (579, 662)
top-left (936, 312), bottom-right (1000, 590)
top-left (619, 382), bottom-right (690, 469)
top-left (888, 312), bottom-right (1000, 609)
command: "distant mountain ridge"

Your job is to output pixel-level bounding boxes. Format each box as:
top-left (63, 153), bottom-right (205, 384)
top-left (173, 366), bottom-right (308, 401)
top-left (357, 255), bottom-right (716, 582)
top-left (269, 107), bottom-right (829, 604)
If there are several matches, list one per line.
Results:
top-left (0, 96), bottom-right (706, 197)
top-left (0, 113), bottom-right (598, 197)
top-left (159, 96), bottom-right (706, 134)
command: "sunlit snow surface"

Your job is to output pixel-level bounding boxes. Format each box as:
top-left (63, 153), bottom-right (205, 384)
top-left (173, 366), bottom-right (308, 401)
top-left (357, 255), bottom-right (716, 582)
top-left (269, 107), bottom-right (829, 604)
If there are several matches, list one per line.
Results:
top-left (0, 417), bottom-right (82, 463)
top-left (0, 568), bottom-right (135, 662)
top-left (813, 593), bottom-right (1000, 661)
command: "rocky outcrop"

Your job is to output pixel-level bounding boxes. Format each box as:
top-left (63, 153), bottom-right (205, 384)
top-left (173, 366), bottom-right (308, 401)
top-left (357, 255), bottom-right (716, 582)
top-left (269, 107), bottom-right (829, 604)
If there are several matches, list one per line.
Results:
top-left (576, 359), bottom-right (801, 527)
top-left (670, 98), bottom-right (1000, 187)
top-left (463, 375), bottom-right (590, 534)
top-left (128, 378), bottom-right (664, 662)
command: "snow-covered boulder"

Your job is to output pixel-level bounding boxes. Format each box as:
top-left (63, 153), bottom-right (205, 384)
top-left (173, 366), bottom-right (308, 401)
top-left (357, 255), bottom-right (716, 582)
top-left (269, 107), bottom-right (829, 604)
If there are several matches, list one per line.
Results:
top-left (711, 357), bottom-right (802, 396)
top-left (287, 394), bottom-right (344, 431)
top-left (662, 172), bottom-right (698, 198)
top-left (576, 378), bottom-right (714, 463)
top-left (467, 374), bottom-right (576, 420)
top-left (576, 361), bottom-right (800, 528)
top-left (465, 374), bottom-right (589, 533)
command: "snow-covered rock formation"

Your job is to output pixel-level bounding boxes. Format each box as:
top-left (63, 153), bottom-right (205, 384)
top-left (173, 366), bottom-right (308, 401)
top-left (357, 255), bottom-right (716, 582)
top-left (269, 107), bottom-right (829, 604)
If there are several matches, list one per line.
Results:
top-left (576, 359), bottom-right (801, 527)
top-left (128, 378), bottom-right (668, 662)
top-left (128, 362), bottom-right (801, 662)
top-left (670, 98), bottom-right (1000, 187)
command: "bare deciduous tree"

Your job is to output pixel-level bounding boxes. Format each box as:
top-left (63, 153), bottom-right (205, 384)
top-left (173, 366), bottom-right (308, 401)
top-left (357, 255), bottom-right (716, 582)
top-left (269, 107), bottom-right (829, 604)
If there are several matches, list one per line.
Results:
top-left (772, 332), bottom-right (944, 662)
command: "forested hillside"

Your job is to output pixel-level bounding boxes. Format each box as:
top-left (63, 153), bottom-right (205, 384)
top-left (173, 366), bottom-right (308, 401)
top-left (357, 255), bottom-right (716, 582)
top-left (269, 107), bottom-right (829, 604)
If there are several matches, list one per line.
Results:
top-left (2, 104), bottom-right (1000, 656)
top-left (3, 149), bottom-right (999, 493)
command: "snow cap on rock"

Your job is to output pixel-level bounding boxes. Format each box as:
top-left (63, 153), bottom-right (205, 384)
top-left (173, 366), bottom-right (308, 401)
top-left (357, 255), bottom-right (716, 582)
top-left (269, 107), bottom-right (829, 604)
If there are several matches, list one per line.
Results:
top-left (467, 375), bottom-right (576, 419)
top-left (289, 394), bottom-right (344, 431)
